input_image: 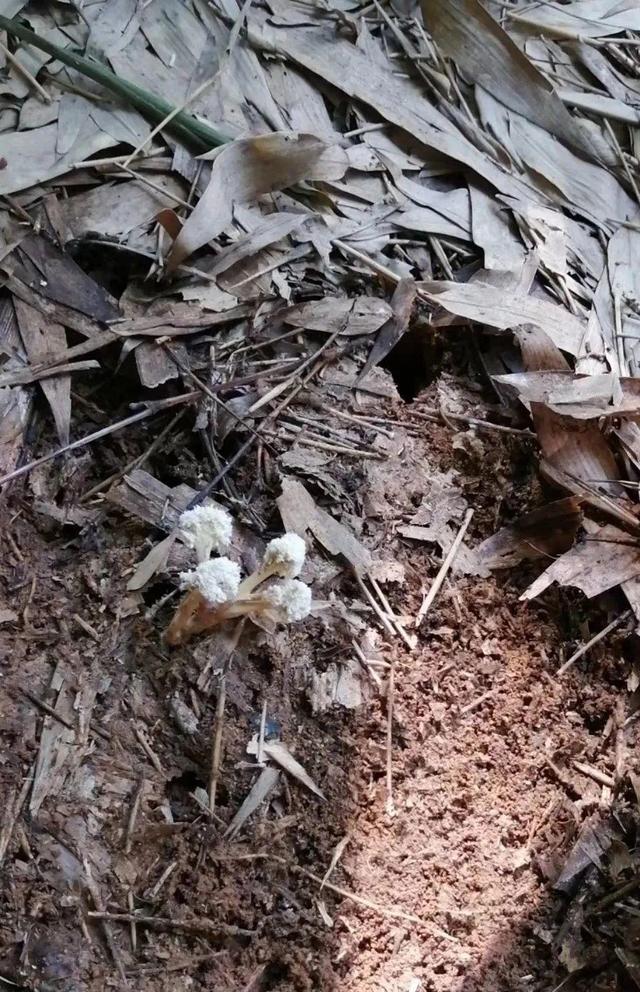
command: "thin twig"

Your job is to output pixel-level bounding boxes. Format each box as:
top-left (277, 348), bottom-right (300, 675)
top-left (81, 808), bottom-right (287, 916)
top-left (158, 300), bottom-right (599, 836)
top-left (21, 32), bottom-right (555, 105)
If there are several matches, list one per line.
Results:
top-left (122, 73), bottom-right (219, 167)
top-left (556, 610), bottom-right (632, 675)
top-left (210, 852), bottom-right (423, 925)
top-left (84, 858), bottom-right (128, 985)
top-left (0, 770), bottom-right (33, 869)
top-left (81, 409), bottom-right (185, 501)
top-left (0, 36), bottom-right (51, 102)
top-left (125, 778), bottom-right (145, 855)
top-left (87, 911), bottom-right (254, 939)
top-left (0, 392), bottom-right (198, 487)
top-left (209, 674), bottom-right (227, 816)
top-left (117, 163), bottom-right (193, 210)
top-left (415, 509), bottom-right (474, 627)
top-left (573, 760), bottom-right (615, 789)
top-left (386, 661), bottom-right (395, 815)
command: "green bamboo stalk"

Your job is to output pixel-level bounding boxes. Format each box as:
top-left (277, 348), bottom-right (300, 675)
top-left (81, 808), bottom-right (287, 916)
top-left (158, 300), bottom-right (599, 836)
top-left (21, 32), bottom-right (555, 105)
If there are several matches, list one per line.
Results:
top-left (0, 14), bottom-right (230, 153)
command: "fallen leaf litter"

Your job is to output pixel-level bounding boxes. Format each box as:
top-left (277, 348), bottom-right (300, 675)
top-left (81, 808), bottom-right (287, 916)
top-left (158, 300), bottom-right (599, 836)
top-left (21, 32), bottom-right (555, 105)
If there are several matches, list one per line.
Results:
top-left (2, 0), bottom-right (640, 988)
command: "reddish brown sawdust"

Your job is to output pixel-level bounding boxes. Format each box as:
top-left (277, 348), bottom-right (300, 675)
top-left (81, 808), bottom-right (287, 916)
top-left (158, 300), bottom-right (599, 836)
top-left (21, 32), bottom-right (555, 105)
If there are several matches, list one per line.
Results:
top-left (0, 403), bottom-right (629, 992)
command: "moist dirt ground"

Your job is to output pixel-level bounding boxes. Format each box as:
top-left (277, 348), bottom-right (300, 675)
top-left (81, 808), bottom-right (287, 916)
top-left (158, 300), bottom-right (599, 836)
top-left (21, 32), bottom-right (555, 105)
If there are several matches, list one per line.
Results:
top-left (0, 376), bottom-right (632, 992)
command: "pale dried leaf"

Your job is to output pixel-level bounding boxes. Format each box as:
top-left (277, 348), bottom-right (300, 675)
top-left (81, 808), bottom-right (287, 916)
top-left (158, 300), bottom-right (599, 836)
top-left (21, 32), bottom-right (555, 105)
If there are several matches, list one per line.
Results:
top-left (127, 533), bottom-right (178, 592)
top-left (423, 280), bottom-right (585, 354)
top-left (0, 122), bottom-right (113, 197)
top-left (278, 477), bottom-right (372, 573)
top-left (283, 297), bottom-right (392, 337)
top-left (13, 298), bottom-right (70, 446)
top-left (422, 0), bottom-right (593, 158)
top-left (224, 766), bottom-right (281, 840)
top-left (262, 741), bottom-right (325, 800)
top-left (522, 524), bottom-right (640, 601)
top-left (167, 132), bottom-right (349, 271)
top-left (476, 497), bottom-right (583, 570)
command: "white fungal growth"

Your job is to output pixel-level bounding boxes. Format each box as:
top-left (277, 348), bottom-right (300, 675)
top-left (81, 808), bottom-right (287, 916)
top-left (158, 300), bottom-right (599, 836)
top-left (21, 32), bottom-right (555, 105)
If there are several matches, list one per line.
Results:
top-left (263, 533), bottom-right (306, 578)
top-left (179, 557), bottom-right (241, 606)
top-left (178, 504), bottom-right (233, 561)
top-left (264, 579), bottom-right (312, 622)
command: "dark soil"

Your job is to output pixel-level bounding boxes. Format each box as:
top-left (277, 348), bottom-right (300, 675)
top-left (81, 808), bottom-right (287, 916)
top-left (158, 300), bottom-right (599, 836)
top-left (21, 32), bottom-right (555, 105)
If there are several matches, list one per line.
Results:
top-left (0, 384), bottom-right (633, 992)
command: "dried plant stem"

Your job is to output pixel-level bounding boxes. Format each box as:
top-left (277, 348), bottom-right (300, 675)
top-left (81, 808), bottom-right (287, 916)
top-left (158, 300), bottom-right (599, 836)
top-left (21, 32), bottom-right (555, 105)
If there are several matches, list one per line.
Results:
top-left (122, 73), bottom-right (219, 167)
top-left (211, 852), bottom-right (423, 925)
top-left (0, 770), bottom-right (32, 869)
top-left (83, 858), bottom-right (128, 985)
top-left (0, 15), bottom-right (228, 152)
top-left (556, 609), bottom-right (631, 675)
top-left (117, 163), bottom-right (193, 210)
top-left (125, 778), bottom-right (145, 855)
top-left (87, 911), bottom-right (254, 939)
top-left (209, 675), bottom-right (227, 816)
top-left (0, 392), bottom-right (198, 487)
top-left (386, 661), bottom-right (395, 815)
top-left (573, 760), bottom-right (615, 789)
top-left (0, 36), bottom-right (51, 102)
top-left (415, 509), bottom-right (474, 628)
top-left (81, 409), bottom-right (185, 501)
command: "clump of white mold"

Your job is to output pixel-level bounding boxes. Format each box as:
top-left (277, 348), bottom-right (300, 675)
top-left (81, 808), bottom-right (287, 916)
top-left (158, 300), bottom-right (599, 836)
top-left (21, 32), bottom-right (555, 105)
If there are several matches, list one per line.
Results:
top-left (166, 504), bottom-right (312, 645)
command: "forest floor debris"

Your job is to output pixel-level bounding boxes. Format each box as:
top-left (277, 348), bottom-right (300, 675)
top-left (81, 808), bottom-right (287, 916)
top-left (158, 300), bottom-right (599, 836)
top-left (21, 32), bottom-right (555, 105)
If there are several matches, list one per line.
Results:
top-left (3, 0), bottom-right (640, 989)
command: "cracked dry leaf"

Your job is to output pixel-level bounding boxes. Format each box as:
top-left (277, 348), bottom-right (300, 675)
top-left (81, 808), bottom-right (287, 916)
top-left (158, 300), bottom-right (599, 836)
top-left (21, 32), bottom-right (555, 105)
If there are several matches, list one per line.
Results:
top-left (247, 1), bottom-right (533, 201)
top-left (493, 370), bottom-right (640, 419)
top-left (477, 497), bottom-right (583, 570)
top-left (167, 132), bottom-right (349, 272)
top-left (522, 524), bottom-right (640, 601)
top-left (422, 0), bottom-right (594, 160)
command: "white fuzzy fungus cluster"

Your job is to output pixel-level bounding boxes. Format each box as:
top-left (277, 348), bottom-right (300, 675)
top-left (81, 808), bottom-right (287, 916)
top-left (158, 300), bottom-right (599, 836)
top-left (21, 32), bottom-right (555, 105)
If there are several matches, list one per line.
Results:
top-left (170, 513), bottom-right (312, 644)
top-left (178, 504), bottom-right (233, 562)
top-left (264, 578), bottom-right (312, 622)
top-left (263, 533), bottom-right (306, 578)
top-left (180, 557), bottom-right (241, 606)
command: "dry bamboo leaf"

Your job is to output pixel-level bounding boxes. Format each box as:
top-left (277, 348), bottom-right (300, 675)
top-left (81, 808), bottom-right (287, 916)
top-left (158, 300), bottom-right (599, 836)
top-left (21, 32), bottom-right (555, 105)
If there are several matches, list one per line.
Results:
top-left (421, 0), bottom-right (593, 159)
top-left (224, 766), bottom-right (280, 840)
top-left (554, 818), bottom-right (615, 895)
top-left (167, 132), bottom-right (349, 272)
top-left (127, 533), bottom-right (178, 592)
top-left (511, 0), bottom-right (640, 40)
top-left (522, 524), bottom-right (640, 601)
top-left (12, 234), bottom-right (119, 325)
top-left (63, 177), bottom-right (189, 245)
top-left (422, 280), bottom-right (585, 355)
top-left (0, 122), bottom-right (113, 197)
top-left (476, 497), bottom-right (583, 570)
top-left (282, 297), bottom-right (392, 338)
top-left (469, 185), bottom-right (527, 272)
top-left (494, 370), bottom-right (640, 419)
top-left (278, 477), bottom-right (372, 573)
top-left (579, 228), bottom-right (640, 377)
top-left (357, 279), bottom-right (416, 383)
top-left (475, 88), bottom-right (634, 224)
top-left (30, 663), bottom-right (76, 816)
top-left (512, 325), bottom-right (635, 529)
top-left (13, 298), bottom-right (70, 446)
top-left (0, 296), bottom-right (31, 478)
top-left (207, 212), bottom-right (307, 277)
top-left (248, 4), bottom-right (533, 202)
top-left (262, 741), bottom-right (325, 800)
